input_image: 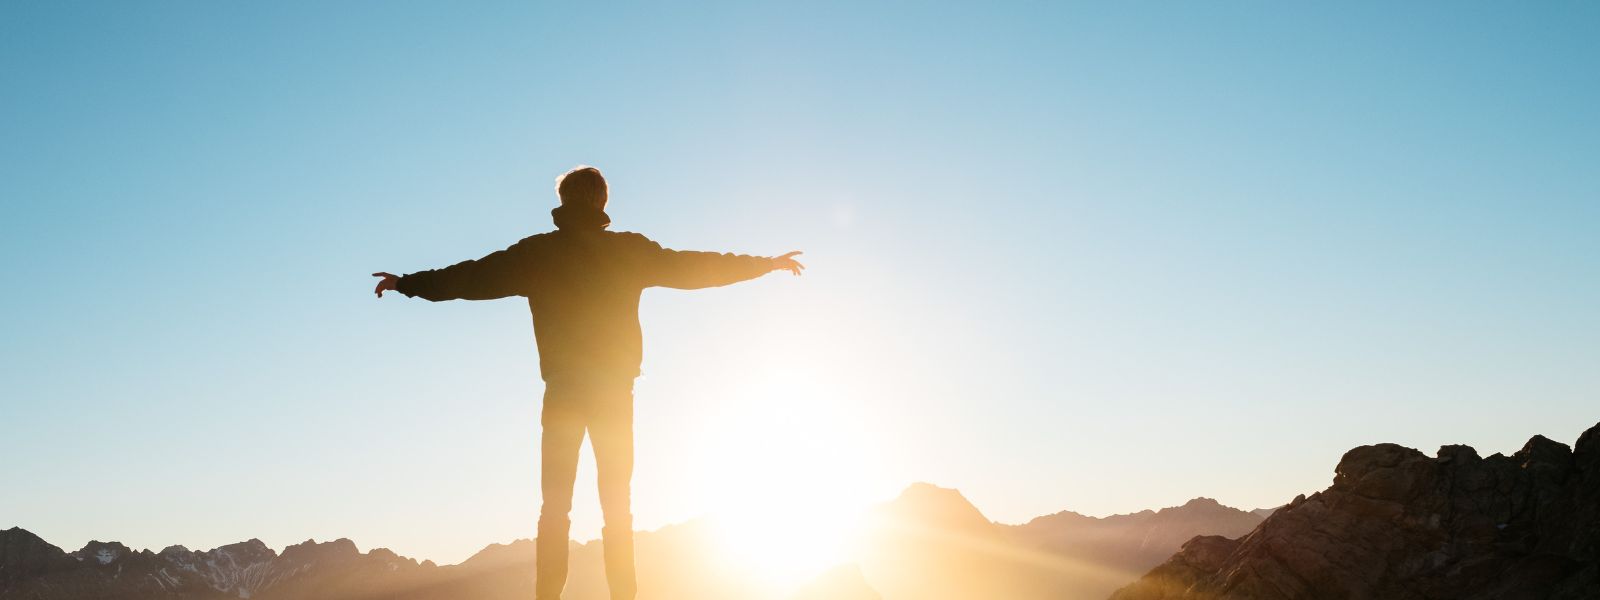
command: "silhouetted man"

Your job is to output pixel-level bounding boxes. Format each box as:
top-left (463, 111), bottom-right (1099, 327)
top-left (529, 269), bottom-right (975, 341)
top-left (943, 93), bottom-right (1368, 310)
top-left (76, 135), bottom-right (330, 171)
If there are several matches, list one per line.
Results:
top-left (373, 166), bottom-right (803, 600)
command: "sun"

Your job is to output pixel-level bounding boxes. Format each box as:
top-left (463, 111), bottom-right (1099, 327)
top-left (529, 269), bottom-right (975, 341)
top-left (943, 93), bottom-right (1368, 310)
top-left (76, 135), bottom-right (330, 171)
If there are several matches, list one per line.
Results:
top-left (687, 374), bottom-right (885, 589)
top-left (709, 489), bottom-right (868, 588)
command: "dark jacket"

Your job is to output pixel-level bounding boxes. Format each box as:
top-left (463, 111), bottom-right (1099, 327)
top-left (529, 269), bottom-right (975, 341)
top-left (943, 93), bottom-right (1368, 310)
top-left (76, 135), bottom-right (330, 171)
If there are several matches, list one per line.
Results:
top-left (397, 229), bottom-right (771, 382)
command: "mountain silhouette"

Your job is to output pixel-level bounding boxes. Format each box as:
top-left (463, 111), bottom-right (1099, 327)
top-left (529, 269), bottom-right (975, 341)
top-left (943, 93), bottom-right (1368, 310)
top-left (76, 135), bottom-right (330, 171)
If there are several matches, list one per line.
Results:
top-left (0, 485), bottom-right (1262, 599)
top-left (21, 416), bottom-right (1592, 600)
top-left (1112, 422), bottom-right (1600, 600)
top-left (856, 483), bottom-right (1266, 600)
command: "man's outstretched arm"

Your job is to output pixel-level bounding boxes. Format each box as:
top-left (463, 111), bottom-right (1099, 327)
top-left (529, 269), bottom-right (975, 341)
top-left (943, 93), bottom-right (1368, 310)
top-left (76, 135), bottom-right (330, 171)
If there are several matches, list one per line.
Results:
top-left (638, 235), bottom-right (804, 289)
top-left (373, 241), bottom-right (536, 301)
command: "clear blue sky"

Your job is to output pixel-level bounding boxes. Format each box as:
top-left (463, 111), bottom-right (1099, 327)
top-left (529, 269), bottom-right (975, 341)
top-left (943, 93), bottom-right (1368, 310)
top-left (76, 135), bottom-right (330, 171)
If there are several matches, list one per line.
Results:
top-left (3, 1), bottom-right (1597, 566)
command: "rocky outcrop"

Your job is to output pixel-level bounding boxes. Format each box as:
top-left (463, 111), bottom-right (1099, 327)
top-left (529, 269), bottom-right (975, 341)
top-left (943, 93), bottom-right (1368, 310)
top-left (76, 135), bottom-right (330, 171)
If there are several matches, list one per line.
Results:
top-left (1111, 423), bottom-right (1600, 600)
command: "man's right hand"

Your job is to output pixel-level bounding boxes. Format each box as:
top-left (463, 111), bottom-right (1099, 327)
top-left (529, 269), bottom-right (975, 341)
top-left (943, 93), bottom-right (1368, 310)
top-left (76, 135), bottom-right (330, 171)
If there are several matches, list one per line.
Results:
top-left (770, 251), bottom-right (805, 276)
top-left (372, 272), bottom-right (399, 297)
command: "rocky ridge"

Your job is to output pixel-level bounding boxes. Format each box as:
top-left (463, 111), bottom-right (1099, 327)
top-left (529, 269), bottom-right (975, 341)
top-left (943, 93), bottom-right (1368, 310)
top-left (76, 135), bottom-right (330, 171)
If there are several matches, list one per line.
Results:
top-left (0, 528), bottom-right (425, 599)
top-left (1111, 422), bottom-right (1600, 600)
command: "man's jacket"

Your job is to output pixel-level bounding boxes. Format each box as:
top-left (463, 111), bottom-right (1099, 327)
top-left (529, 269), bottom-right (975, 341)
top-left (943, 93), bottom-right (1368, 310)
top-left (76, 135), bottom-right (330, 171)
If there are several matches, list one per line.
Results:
top-left (397, 229), bottom-right (770, 382)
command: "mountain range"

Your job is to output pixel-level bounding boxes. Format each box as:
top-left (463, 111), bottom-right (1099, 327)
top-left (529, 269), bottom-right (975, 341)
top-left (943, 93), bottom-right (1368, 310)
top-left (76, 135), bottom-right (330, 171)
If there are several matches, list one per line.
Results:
top-left (8, 422), bottom-right (1596, 599)
top-left (0, 486), bottom-right (1268, 599)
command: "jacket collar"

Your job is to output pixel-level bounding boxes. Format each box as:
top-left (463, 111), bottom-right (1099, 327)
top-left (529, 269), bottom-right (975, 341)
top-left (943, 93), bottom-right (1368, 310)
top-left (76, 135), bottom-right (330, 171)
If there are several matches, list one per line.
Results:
top-left (551, 204), bottom-right (611, 231)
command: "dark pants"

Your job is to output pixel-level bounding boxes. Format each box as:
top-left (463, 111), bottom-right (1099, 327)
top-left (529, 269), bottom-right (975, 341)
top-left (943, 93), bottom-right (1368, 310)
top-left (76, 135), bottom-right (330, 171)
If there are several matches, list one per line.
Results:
top-left (536, 378), bottom-right (636, 600)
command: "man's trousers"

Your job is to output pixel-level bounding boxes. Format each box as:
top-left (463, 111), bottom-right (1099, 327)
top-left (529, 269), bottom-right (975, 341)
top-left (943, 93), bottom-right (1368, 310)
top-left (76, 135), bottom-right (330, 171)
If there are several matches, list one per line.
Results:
top-left (535, 378), bottom-right (636, 600)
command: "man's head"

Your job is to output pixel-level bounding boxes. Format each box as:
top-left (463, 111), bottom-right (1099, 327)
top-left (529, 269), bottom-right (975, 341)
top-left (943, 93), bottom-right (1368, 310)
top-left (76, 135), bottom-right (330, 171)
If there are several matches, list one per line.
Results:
top-left (556, 166), bottom-right (607, 210)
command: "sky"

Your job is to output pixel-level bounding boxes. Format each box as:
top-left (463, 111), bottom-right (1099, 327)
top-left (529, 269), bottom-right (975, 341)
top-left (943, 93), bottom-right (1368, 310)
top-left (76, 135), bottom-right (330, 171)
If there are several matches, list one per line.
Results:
top-left (2, 1), bottom-right (1598, 567)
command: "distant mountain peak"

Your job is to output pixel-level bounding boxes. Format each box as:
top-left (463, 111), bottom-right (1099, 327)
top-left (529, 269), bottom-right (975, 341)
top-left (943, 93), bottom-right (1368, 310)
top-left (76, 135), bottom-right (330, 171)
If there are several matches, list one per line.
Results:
top-left (0, 526), bottom-right (54, 547)
top-left (218, 537), bottom-right (273, 555)
top-left (1154, 497), bottom-right (1254, 519)
top-left (874, 482), bottom-right (992, 530)
top-left (71, 540), bottom-right (131, 565)
top-left (899, 481), bottom-right (968, 499)
top-left (279, 537), bottom-right (360, 564)
top-left (893, 482), bottom-right (976, 507)
top-left (1020, 509), bottom-right (1095, 528)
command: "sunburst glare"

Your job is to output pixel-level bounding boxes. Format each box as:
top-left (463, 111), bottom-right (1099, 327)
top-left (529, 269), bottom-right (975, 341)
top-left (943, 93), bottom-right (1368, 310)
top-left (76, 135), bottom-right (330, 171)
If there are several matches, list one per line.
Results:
top-left (683, 371), bottom-right (884, 589)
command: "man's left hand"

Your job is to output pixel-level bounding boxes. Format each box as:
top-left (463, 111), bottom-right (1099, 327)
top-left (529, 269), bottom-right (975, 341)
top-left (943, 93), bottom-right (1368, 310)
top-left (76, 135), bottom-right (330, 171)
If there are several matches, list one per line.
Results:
top-left (770, 251), bottom-right (805, 276)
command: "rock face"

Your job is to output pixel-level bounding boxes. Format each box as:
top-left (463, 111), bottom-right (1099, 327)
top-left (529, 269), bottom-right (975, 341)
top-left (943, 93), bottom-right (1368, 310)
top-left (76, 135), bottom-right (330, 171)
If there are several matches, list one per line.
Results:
top-left (1112, 423), bottom-right (1600, 600)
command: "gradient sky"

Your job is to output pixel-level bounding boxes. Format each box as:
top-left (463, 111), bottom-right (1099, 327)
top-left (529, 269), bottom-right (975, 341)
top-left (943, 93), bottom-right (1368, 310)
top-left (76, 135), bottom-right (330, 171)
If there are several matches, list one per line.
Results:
top-left (3, 2), bottom-right (1597, 566)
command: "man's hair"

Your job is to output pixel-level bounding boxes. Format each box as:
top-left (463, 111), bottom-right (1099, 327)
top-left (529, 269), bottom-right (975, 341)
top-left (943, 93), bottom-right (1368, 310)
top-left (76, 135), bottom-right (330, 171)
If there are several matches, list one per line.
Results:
top-left (556, 166), bottom-right (607, 208)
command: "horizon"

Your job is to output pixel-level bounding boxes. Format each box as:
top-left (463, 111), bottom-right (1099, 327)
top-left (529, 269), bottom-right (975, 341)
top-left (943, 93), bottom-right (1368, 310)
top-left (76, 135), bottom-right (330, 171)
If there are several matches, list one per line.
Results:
top-left (8, 416), bottom-right (1588, 563)
top-left (3, 479), bottom-right (1276, 562)
top-left (3, 0), bottom-right (1597, 575)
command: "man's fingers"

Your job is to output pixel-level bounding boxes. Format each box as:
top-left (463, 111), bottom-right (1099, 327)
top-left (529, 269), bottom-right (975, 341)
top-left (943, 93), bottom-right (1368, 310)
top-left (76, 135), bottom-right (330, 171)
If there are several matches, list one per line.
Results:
top-left (771, 252), bottom-right (803, 276)
top-left (373, 272), bottom-right (397, 297)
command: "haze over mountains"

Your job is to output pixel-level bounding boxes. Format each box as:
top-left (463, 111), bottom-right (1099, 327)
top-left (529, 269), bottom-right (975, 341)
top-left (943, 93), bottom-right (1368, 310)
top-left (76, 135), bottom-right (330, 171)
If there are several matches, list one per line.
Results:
top-left (0, 486), bottom-right (1270, 600)
top-left (8, 423), bottom-right (1596, 599)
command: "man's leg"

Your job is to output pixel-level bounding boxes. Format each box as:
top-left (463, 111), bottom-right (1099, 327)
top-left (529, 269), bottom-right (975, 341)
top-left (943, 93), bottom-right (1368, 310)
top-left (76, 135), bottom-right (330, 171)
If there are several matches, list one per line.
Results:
top-left (588, 380), bottom-right (636, 600)
top-left (537, 384), bottom-right (586, 600)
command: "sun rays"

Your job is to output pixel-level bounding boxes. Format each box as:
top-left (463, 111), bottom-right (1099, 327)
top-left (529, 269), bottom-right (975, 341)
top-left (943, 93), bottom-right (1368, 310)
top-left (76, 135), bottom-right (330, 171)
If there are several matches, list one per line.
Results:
top-left (671, 372), bottom-right (885, 589)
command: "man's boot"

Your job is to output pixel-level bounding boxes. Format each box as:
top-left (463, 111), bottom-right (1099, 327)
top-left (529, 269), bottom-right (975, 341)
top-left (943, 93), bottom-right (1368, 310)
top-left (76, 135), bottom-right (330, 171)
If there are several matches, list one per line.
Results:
top-left (536, 515), bottom-right (571, 600)
top-left (601, 525), bottom-right (637, 600)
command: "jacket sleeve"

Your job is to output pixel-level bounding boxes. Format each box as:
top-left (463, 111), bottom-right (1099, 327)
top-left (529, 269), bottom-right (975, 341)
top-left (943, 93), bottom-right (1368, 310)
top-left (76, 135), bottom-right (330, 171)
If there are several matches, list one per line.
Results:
top-left (634, 235), bottom-right (772, 290)
top-left (396, 239), bottom-right (538, 301)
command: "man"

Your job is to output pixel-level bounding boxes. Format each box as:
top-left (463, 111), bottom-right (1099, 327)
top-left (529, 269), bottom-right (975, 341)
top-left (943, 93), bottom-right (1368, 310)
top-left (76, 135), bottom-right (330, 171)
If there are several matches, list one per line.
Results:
top-left (372, 166), bottom-right (803, 600)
